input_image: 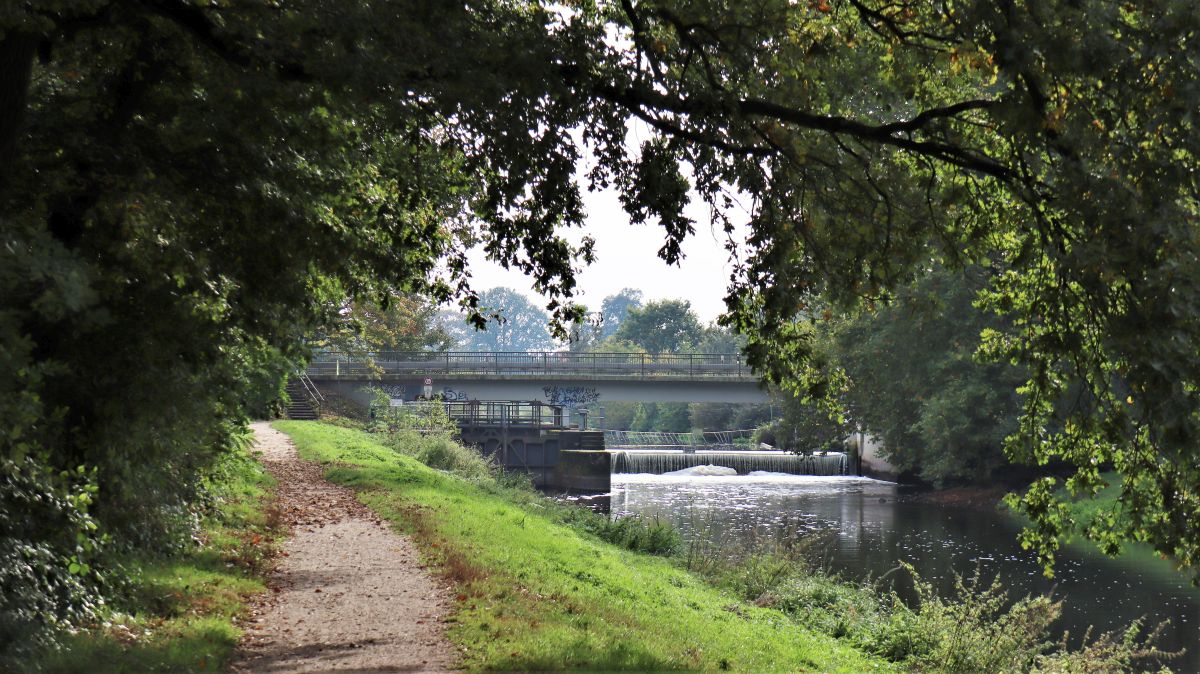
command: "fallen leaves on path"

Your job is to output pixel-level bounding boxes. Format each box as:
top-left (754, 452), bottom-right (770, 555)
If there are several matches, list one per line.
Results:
top-left (231, 422), bottom-right (458, 674)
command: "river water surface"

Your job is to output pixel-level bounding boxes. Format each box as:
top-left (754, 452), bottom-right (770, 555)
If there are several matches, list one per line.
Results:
top-left (610, 473), bottom-right (1199, 671)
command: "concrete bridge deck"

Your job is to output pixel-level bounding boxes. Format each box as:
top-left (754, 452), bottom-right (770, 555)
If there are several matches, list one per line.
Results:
top-left (306, 351), bottom-right (753, 381)
top-left (305, 351), bottom-right (767, 404)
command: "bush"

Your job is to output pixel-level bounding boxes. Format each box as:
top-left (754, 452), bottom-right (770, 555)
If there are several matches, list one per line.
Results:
top-left (412, 434), bottom-right (496, 482)
top-left (868, 564), bottom-right (1060, 671)
top-left (0, 459), bottom-right (106, 670)
top-left (1031, 620), bottom-right (1178, 673)
top-left (579, 514), bottom-right (682, 556)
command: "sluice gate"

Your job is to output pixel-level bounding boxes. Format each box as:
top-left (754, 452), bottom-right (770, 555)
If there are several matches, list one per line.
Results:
top-left (609, 450), bottom-right (849, 476)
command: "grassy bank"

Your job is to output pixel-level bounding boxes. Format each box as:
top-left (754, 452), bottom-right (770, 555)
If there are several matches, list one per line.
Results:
top-left (32, 450), bottom-right (279, 674)
top-left (275, 420), bottom-right (892, 672)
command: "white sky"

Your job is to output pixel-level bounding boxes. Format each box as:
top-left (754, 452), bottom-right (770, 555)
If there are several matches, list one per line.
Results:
top-left (465, 187), bottom-right (746, 323)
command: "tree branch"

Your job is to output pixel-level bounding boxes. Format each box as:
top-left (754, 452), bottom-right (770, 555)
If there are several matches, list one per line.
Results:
top-left (140, 0), bottom-right (312, 82)
top-left (579, 72), bottom-right (1010, 179)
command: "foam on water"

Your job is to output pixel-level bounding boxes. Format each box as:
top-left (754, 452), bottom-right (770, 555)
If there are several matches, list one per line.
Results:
top-left (661, 464), bottom-right (739, 477)
top-left (611, 472), bottom-right (890, 486)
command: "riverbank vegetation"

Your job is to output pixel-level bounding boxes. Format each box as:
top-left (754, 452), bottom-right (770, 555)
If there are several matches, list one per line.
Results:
top-left (8, 0), bottom-right (1200, 660)
top-left (23, 450), bottom-right (279, 673)
top-left (277, 419), bottom-right (1173, 672)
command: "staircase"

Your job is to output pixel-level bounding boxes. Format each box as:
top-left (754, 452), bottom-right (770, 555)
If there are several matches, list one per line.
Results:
top-left (284, 376), bottom-right (320, 420)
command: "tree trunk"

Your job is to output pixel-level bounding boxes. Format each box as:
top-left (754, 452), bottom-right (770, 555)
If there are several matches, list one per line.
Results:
top-left (0, 33), bottom-right (38, 188)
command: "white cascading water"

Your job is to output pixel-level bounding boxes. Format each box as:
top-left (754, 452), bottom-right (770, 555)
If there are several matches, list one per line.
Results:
top-left (609, 450), bottom-right (848, 476)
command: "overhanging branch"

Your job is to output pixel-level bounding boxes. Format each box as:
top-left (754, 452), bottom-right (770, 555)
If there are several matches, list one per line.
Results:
top-left (581, 73), bottom-right (1011, 179)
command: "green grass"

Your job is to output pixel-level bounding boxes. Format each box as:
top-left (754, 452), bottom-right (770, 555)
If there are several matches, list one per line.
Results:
top-left (274, 420), bottom-right (894, 672)
top-left (35, 451), bottom-right (279, 674)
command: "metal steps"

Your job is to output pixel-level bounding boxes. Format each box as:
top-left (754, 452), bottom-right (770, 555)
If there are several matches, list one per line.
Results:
top-left (284, 378), bottom-right (319, 420)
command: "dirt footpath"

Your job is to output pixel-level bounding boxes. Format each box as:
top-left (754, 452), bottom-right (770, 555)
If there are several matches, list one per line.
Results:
top-left (233, 422), bottom-right (458, 674)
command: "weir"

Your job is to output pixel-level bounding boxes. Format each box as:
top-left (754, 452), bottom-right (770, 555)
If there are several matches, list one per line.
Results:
top-left (610, 450), bottom-right (848, 476)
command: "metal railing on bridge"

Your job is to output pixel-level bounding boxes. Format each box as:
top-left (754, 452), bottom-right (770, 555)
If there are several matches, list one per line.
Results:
top-left (307, 350), bottom-right (752, 379)
top-left (386, 399), bottom-right (575, 430)
top-left (604, 429), bottom-right (758, 448)
top-left (443, 399), bottom-right (571, 429)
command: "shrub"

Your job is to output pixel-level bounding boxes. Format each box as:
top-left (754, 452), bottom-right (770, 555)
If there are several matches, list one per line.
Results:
top-left (683, 535), bottom-right (1172, 673)
top-left (583, 514), bottom-right (682, 556)
top-left (1031, 620), bottom-right (1179, 673)
top-left (0, 459), bottom-right (106, 670)
top-left (412, 434), bottom-right (496, 482)
top-left (867, 564), bottom-right (1060, 671)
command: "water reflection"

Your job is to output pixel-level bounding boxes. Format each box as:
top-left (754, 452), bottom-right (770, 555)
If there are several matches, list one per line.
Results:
top-left (612, 473), bottom-right (1199, 670)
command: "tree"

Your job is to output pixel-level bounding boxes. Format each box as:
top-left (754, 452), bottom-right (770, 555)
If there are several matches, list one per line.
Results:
top-left (689, 402), bottom-right (734, 432)
top-left (317, 293), bottom-right (453, 353)
top-left (695, 324), bottom-right (747, 354)
top-left (600, 401), bottom-right (638, 430)
top-left (630, 402), bottom-right (658, 432)
top-left (566, 288), bottom-right (643, 351)
top-left (614, 299), bottom-right (704, 354)
top-left (445, 287), bottom-right (554, 351)
top-left (655, 403), bottom-right (693, 433)
top-left (599, 288), bottom-right (644, 341)
top-left (3, 3), bottom-right (1200, 648)
top-left (690, 402), bottom-right (772, 432)
top-left (761, 396), bottom-right (848, 454)
top-left (833, 267), bottom-right (1028, 485)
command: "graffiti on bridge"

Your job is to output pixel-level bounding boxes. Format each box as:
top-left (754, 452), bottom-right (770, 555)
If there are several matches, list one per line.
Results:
top-left (380, 384), bottom-right (406, 399)
top-left (441, 388), bottom-right (469, 401)
top-left (543, 385), bottom-right (600, 407)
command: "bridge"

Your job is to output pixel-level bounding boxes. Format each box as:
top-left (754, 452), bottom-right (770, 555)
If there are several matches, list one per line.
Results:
top-left (305, 351), bottom-right (767, 406)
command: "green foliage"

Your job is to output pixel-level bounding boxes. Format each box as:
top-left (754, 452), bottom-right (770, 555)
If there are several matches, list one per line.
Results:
top-left (599, 400), bottom-right (637, 430)
top-left (876, 565), bottom-right (1060, 672)
top-left (557, 509), bottom-right (682, 556)
top-left (601, 515), bottom-right (682, 556)
top-left (761, 392), bottom-right (848, 454)
top-left (615, 398), bottom-right (767, 434)
top-left (29, 447), bottom-right (278, 674)
top-left (630, 402), bottom-right (657, 431)
top-left (834, 267), bottom-right (1028, 485)
top-left (695, 324), bottom-right (748, 355)
top-left (0, 459), bottom-right (105, 669)
top-left (6, 0), bottom-right (1200, 627)
top-left (567, 288), bottom-right (647, 350)
top-left (443, 287), bottom-right (555, 351)
top-left (1031, 620), bottom-right (1177, 674)
top-left (614, 299), bottom-right (705, 353)
top-left (654, 402), bottom-right (694, 433)
top-left (697, 541), bottom-right (1169, 674)
top-left (314, 292), bottom-right (453, 354)
top-left (598, 288), bottom-right (644, 341)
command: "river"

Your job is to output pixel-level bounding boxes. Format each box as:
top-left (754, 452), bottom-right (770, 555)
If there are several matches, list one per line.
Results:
top-left (610, 473), bottom-right (1199, 671)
